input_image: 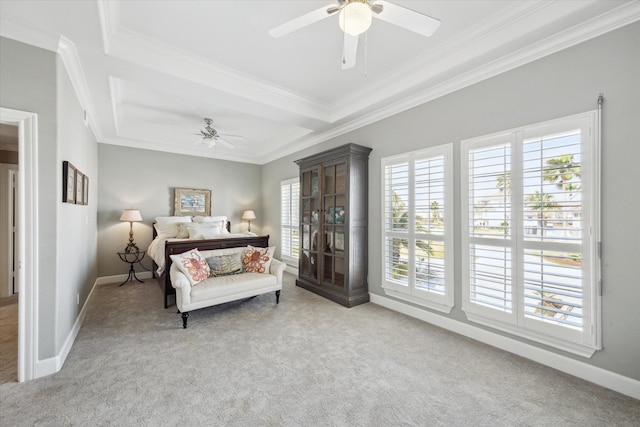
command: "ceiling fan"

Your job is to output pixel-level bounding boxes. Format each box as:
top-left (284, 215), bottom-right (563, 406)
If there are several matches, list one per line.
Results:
top-left (269, 0), bottom-right (441, 69)
top-left (193, 118), bottom-right (242, 149)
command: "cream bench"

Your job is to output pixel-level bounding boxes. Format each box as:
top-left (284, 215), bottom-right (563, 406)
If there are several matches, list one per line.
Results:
top-left (169, 246), bottom-right (285, 328)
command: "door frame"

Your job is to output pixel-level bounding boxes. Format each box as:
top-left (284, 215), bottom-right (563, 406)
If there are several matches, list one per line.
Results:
top-left (0, 107), bottom-right (38, 382)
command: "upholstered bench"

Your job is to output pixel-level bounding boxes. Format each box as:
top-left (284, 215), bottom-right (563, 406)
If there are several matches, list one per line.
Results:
top-left (169, 246), bottom-right (285, 328)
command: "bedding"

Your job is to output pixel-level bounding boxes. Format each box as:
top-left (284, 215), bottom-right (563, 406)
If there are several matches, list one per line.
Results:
top-left (148, 231), bottom-right (257, 275)
top-left (149, 216), bottom-right (269, 308)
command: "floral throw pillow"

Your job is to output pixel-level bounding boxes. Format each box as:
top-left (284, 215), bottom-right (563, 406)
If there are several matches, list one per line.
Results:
top-left (242, 246), bottom-right (274, 274)
top-left (170, 249), bottom-right (210, 286)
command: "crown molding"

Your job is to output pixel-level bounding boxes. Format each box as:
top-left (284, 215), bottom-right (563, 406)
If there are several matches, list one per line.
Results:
top-left (264, 2), bottom-right (640, 165)
top-left (96, 0), bottom-right (120, 53)
top-left (0, 15), bottom-right (59, 51)
top-left (99, 136), bottom-right (260, 164)
top-left (97, 0), bottom-right (331, 123)
top-left (57, 36), bottom-right (103, 140)
top-left (332, 1), bottom-right (553, 120)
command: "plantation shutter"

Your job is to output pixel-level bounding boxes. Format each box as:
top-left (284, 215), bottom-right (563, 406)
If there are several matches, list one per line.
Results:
top-left (382, 144), bottom-right (454, 312)
top-left (281, 179), bottom-right (300, 260)
top-left (522, 129), bottom-right (584, 328)
top-left (467, 140), bottom-right (513, 314)
top-left (462, 111), bottom-right (599, 354)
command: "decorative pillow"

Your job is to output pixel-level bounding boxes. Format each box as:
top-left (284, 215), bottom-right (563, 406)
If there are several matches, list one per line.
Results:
top-left (170, 249), bottom-right (210, 286)
top-left (192, 215), bottom-right (227, 223)
top-left (206, 254), bottom-right (243, 277)
top-left (242, 246), bottom-right (275, 274)
top-left (154, 216), bottom-right (192, 239)
top-left (186, 223), bottom-right (225, 240)
top-left (175, 222), bottom-right (190, 239)
top-left (192, 216), bottom-right (229, 234)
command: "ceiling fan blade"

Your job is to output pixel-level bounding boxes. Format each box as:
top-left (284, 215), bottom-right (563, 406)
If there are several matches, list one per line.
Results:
top-left (269, 5), bottom-right (337, 38)
top-left (372, 0), bottom-right (441, 37)
top-left (216, 138), bottom-right (236, 149)
top-left (206, 139), bottom-right (216, 148)
top-left (219, 133), bottom-right (244, 140)
top-left (341, 33), bottom-right (358, 70)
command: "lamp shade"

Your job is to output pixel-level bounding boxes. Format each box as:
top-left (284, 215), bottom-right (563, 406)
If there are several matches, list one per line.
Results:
top-left (242, 210), bottom-right (256, 221)
top-left (339, 1), bottom-right (372, 36)
top-left (120, 209), bottom-right (143, 222)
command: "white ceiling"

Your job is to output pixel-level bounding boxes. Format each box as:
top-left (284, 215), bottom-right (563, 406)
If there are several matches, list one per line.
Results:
top-left (1, 1), bottom-right (638, 164)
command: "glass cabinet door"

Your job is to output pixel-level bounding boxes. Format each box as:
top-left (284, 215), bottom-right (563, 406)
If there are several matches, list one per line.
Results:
top-left (319, 162), bottom-right (347, 289)
top-left (300, 168), bottom-right (320, 280)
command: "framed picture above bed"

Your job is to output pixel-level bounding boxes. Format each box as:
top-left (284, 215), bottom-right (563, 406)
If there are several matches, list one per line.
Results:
top-left (174, 187), bottom-right (211, 216)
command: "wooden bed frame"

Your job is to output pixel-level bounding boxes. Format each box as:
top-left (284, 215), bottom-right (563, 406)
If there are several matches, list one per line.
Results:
top-left (152, 221), bottom-right (269, 308)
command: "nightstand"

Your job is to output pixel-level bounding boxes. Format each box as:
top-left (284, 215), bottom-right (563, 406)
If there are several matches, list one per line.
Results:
top-left (117, 250), bottom-right (146, 286)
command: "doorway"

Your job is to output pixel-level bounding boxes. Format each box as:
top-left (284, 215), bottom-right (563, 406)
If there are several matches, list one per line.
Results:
top-left (0, 125), bottom-right (19, 383)
top-left (0, 107), bottom-right (38, 382)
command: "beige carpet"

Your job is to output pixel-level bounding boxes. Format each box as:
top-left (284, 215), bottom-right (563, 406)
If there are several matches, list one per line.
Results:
top-left (0, 273), bottom-right (638, 426)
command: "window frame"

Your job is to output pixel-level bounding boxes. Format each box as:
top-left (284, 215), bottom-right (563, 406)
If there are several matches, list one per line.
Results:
top-left (381, 143), bottom-right (454, 313)
top-left (461, 111), bottom-right (601, 357)
top-left (280, 177), bottom-right (300, 265)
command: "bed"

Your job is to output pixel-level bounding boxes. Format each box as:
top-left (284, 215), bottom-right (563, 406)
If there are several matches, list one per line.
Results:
top-left (149, 215), bottom-right (269, 308)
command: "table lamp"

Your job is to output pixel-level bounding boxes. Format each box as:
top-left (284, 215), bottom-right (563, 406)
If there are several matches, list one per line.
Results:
top-left (242, 210), bottom-right (256, 232)
top-left (120, 208), bottom-right (143, 253)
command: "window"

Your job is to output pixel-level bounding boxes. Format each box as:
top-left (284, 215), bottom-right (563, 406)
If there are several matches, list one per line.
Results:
top-left (461, 111), bottom-right (600, 356)
top-left (381, 144), bottom-right (454, 313)
top-left (281, 178), bottom-right (300, 263)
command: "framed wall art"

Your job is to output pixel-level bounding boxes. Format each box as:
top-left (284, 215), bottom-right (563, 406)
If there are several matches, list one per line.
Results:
top-left (62, 161), bottom-right (76, 203)
top-left (75, 171), bottom-right (84, 205)
top-left (83, 175), bottom-right (89, 205)
top-left (174, 188), bottom-right (211, 216)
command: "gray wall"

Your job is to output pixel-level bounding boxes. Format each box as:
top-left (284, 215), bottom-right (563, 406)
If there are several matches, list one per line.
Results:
top-left (0, 37), bottom-right (99, 359)
top-left (261, 22), bottom-right (640, 380)
top-left (55, 56), bottom-right (99, 352)
top-left (97, 145), bottom-right (263, 276)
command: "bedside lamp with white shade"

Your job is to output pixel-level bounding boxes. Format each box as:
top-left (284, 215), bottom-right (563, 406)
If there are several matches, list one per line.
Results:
top-left (120, 208), bottom-right (143, 253)
top-left (242, 210), bottom-right (256, 232)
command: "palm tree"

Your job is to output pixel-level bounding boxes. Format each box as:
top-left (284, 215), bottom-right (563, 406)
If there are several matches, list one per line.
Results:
top-left (389, 191), bottom-right (432, 279)
top-left (543, 154), bottom-right (581, 237)
top-left (543, 154), bottom-right (581, 196)
top-left (430, 200), bottom-right (441, 226)
top-left (496, 171), bottom-right (511, 195)
top-left (525, 191), bottom-right (559, 236)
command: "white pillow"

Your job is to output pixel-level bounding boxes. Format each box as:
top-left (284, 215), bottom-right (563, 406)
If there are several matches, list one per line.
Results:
top-left (155, 215), bottom-right (192, 224)
top-left (192, 215), bottom-right (227, 223)
top-left (170, 249), bottom-right (210, 286)
top-left (154, 216), bottom-right (192, 239)
top-left (175, 222), bottom-right (190, 239)
top-left (186, 222), bottom-right (225, 240)
top-left (192, 216), bottom-right (229, 234)
top-left (242, 246), bottom-right (275, 274)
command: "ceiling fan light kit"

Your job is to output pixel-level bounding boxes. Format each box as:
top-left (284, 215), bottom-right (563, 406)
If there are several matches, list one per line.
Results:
top-left (339, 1), bottom-right (373, 36)
top-left (269, 0), bottom-right (441, 70)
top-left (194, 118), bottom-right (239, 149)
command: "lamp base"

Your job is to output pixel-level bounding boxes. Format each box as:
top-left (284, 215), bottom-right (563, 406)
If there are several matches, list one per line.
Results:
top-left (124, 242), bottom-right (140, 254)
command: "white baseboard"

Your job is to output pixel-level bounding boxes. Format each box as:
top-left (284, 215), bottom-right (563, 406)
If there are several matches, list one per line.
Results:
top-left (95, 271), bottom-right (153, 286)
top-left (284, 265), bottom-right (299, 276)
top-left (369, 293), bottom-right (640, 400)
top-left (34, 276), bottom-right (101, 379)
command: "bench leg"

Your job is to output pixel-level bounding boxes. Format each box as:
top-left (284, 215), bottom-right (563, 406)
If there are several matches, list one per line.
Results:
top-left (276, 290), bottom-right (281, 304)
top-left (181, 312), bottom-right (189, 329)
